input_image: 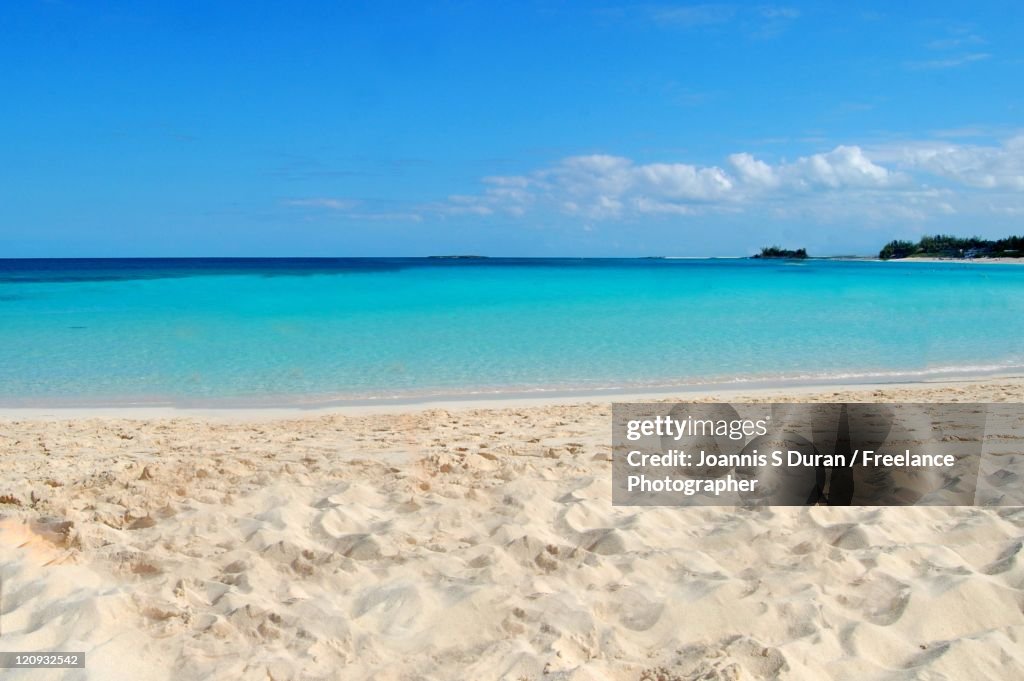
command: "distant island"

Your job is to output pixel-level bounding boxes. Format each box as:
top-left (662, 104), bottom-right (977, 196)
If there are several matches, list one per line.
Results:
top-left (427, 255), bottom-right (490, 259)
top-left (879, 234), bottom-right (1024, 260)
top-left (752, 246), bottom-right (808, 259)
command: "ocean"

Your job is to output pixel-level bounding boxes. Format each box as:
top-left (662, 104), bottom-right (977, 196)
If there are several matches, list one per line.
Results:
top-left (2, 257), bottom-right (1022, 406)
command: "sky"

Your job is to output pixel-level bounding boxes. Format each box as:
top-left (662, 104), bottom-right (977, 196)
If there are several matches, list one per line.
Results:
top-left (2, 1), bottom-right (1023, 257)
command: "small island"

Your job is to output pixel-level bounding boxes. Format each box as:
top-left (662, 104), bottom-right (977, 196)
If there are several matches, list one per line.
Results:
top-left (427, 255), bottom-right (490, 259)
top-left (879, 234), bottom-right (1023, 260)
top-left (752, 246), bottom-right (808, 259)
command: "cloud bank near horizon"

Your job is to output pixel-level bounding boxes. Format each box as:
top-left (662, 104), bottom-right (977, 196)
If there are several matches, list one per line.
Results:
top-left (288, 135), bottom-right (1024, 228)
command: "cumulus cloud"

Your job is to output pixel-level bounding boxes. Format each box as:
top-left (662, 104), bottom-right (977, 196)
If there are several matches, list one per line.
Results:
top-left (732, 146), bottom-right (900, 193)
top-left (635, 161), bottom-right (735, 199)
top-left (776, 145), bottom-right (902, 189)
top-left (428, 136), bottom-right (1022, 222)
top-left (877, 135), bottom-right (1024, 190)
top-left (728, 153), bottom-right (778, 187)
top-left (434, 155), bottom-right (731, 220)
top-left (286, 137), bottom-right (1024, 226)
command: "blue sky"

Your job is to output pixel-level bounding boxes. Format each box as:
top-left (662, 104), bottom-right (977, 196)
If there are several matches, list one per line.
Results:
top-left (2, 1), bottom-right (1023, 257)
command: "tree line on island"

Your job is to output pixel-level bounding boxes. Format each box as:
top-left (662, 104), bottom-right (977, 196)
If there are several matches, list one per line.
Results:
top-left (752, 234), bottom-right (1023, 260)
top-left (752, 246), bottom-right (808, 259)
top-left (877, 234), bottom-right (1024, 260)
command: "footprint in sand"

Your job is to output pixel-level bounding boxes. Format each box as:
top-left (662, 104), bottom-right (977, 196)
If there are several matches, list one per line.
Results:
top-left (835, 571), bottom-right (911, 626)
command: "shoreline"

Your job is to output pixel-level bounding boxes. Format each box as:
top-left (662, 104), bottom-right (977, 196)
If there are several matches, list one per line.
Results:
top-left (883, 256), bottom-right (1024, 264)
top-left (2, 373), bottom-right (1022, 420)
top-left (3, 375), bottom-right (1023, 679)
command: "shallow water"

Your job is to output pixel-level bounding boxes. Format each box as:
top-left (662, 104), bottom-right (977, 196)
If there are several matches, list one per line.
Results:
top-left (2, 257), bottom-right (1022, 404)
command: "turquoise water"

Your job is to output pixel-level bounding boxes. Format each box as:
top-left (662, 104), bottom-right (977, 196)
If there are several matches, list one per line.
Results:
top-left (2, 258), bottom-right (1023, 405)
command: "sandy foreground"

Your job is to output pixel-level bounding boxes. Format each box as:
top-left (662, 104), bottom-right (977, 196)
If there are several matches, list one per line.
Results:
top-left (2, 379), bottom-right (1023, 681)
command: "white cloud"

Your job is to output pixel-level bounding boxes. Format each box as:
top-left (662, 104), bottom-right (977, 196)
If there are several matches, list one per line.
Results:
top-left (728, 152), bottom-right (779, 187)
top-left (439, 145), bottom-right (912, 220)
top-left (284, 197), bottom-right (423, 222)
top-left (635, 162), bottom-right (735, 199)
top-left (287, 137), bottom-right (1024, 227)
top-left (778, 145), bottom-right (903, 189)
top-left (652, 4), bottom-right (736, 27)
top-left (427, 137), bottom-right (1023, 223)
top-left (760, 7), bottom-right (800, 19)
top-left (755, 5), bottom-right (801, 37)
top-left (873, 135), bottom-right (1024, 190)
top-left (344, 211), bottom-right (423, 222)
top-left (648, 3), bottom-right (800, 37)
top-left (905, 52), bottom-right (991, 70)
top-left (629, 197), bottom-right (699, 215)
top-left (927, 34), bottom-right (985, 50)
top-left (284, 198), bottom-right (360, 211)
top-left (491, 154), bottom-right (740, 219)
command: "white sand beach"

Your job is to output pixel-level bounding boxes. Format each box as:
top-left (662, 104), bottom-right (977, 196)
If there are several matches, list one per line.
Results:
top-left (885, 257), bottom-right (1024, 265)
top-left (2, 378), bottom-right (1023, 680)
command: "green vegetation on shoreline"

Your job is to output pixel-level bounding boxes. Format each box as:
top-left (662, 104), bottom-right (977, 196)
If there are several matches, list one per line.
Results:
top-left (879, 234), bottom-right (1024, 260)
top-left (752, 246), bottom-right (808, 259)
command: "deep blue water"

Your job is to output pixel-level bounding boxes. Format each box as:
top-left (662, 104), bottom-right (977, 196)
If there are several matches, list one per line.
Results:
top-left (2, 257), bottom-right (1022, 405)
